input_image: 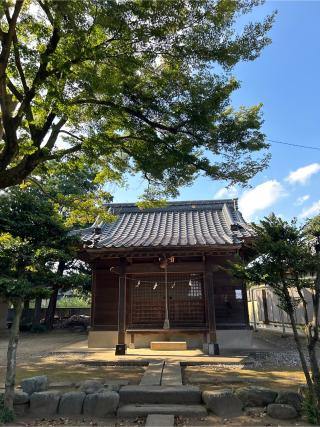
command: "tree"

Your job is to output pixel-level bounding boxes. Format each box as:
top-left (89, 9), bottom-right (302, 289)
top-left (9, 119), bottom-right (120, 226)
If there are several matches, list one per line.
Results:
top-left (0, 186), bottom-right (79, 411)
top-left (28, 164), bottom-right (113, 329)
top-left (0, 0), bottom-right (274, 194)
top-left (234, 214), bottom-right (320, 423)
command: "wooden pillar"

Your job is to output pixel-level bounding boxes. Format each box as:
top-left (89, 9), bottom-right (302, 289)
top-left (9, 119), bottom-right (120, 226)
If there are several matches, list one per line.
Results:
top-left (242, 282), bottom-right (250, 326)
top-left (117, 258), bottom-right (126, 349)
top-left (204, 256), bottom-right (219, 354)
top-left (262, 288), bottom-right (269, 324)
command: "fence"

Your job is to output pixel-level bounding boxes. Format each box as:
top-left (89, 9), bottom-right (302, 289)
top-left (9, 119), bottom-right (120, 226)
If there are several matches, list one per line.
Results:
top-left (247, 285), bottom-right (317, 332)
top-left (7, 307), bottom-right (91, 325)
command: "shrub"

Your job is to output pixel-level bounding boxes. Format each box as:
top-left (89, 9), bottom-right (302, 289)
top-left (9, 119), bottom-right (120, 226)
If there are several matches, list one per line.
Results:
top-left (30, 324), bottom-right (47, 333)
top-left (0, 395), bottom-right (14, 424)
top-left (303, 391), bottom-right (320, 425)
top-left (57, 296), bottom-right (90, 308)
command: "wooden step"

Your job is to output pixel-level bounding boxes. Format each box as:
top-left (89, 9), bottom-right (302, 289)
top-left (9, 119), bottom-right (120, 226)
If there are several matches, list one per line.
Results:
top-left (150, 341), bottom-right (187, 351)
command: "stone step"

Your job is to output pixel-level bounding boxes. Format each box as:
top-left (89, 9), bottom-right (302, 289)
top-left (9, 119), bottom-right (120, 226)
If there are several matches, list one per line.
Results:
top-left (150, 341), bottom-right (187, 351)
top-left (118, 404), bottom-right (207, 418)
top-left (145, 414), bottom-right (174, 427)
top-left (120, 385), bottom-right (201, 405)
top-left (161, 361), bottom-right (182, 386)
top-left (140, 362), bottom-right (164, 386)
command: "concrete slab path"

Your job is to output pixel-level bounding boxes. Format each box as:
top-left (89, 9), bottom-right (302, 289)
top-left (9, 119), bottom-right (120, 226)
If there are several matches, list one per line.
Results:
top-left (140, 361), bottom-right (164, 386)
top-left (161, 361), bottom-right (182, 386)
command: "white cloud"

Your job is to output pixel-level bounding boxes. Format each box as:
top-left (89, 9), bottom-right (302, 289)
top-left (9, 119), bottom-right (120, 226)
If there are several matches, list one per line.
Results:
top-left (295, 194), bottom-right (310, 206)
top-left (300, 200), bottom-right (320, 218)
top-left (214, 185), bottom-right (238, 199)
top-left (239, 180), bottom-right (287, 220)
top-left (286, 163), bottom-right (320, 185)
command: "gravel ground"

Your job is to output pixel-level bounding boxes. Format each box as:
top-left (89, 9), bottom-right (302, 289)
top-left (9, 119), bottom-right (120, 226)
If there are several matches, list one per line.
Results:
top-left (250, 329), bottom-right (320, 369)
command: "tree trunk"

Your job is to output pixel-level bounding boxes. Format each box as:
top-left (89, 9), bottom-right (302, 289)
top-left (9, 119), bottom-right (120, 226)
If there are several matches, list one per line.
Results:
top-left (45, 286), bottom-right (58, 330)
top-left (4, 298), bottom-right (23, 411)
top-left (282, 285), bottom-right (313, 390)
top-left (32, 296), bottom-right (42, 327)
top-left (45, 260), bottom-right (65, 329)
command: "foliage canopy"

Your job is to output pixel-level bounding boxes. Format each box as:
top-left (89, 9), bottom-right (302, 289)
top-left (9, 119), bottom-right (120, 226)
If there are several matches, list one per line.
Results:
top-left (0, 0), bottom-right (274, 195)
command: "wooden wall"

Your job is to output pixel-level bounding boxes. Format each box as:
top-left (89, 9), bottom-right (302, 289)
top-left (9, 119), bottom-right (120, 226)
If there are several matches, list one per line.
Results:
top-left (91, 253), bottom-right (249, 331)
top-left (207, 255), bottom-right (249, 328)
top-left (92, 263), bottom-right (119, 330)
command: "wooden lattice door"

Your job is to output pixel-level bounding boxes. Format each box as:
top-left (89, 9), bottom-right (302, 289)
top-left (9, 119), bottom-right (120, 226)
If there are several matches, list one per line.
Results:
top-left (168, 273), bottom-right (206, 327)
top-left (128, 273), bottom-right (206, 328)
top-left (129, 274), bottom-right (165, 327)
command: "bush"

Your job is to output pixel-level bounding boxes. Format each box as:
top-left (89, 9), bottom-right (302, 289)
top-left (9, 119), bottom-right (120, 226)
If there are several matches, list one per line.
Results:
top-left (30, 324), bottom-right (47, 333)
top-left (56, 296), bottom-right (90, 308)
top-left (0, 395), bottom-right (14, 425)
top-left (302, 391), bottom-right (320, 425)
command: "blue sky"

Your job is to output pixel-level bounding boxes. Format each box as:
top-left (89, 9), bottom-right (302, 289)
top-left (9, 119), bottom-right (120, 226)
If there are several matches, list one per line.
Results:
top-left (111, 1), bottom-right (320, 223)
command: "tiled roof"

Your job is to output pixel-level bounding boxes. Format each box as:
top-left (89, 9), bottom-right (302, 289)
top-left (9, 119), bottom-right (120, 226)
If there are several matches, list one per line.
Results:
top-left (78, 199), bottom-right (254, 249)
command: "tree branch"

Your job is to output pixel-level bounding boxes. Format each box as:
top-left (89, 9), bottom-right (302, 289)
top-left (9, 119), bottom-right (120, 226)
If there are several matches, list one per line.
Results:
top-left (71, 98), bottom-right (181, 134)
top-left (0, 0), bottom-right (24, 74)
top-left (7, 78), bottom-right (23, 101)
top-left (44, 117), bottom-right (67, 151)
top-left (12, 31), bottom-right (28, 93)
top-left (44, 143), bottom-right (82, 160)
top-left (58, 130), bottom-right (84, 143)
top-left (37, 0), bottom-right (54, 25)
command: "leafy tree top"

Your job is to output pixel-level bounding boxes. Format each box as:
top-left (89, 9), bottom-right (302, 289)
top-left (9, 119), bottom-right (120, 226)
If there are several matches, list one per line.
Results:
top-left (234, 213), bottom-right (320, 311)
top-left (0, 0), bottom-right (274, 195)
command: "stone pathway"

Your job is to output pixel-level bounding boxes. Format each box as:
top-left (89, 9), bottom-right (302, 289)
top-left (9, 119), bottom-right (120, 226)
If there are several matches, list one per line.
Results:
top-left (140, 362), bottom-right (164, 386)
top-left (117, 360), bottom-right (206, 418)
top-left (161, 361), bottom-right (181, 386)
top-left (139, 360), bottom-right (182, 386)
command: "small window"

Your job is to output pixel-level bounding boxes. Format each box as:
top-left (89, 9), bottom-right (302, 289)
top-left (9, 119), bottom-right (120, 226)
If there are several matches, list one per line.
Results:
top-left (235, 289), bottom-right (243, 300)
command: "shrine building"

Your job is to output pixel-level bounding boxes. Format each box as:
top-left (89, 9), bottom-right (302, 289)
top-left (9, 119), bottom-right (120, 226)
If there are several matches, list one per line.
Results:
top-left (77, 199), bottom-right (254, 353)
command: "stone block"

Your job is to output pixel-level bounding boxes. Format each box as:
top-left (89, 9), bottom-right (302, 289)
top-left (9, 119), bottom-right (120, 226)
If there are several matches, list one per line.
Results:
top-left (202, 389), bottom-right (243, 417)
top-left (118, 403), bottom-right (207, 417)
top-left (120, 385), bottom-right (201, 405)
top-left (161, 362), bottom-right (182, 386)
top-left (235, 386), bottom-right (277, 407)
top-left (83, 391), bottom-right (119, 417)
top-left (104, 380), bottom-right (129, 392)
top-left (21, 375), bottom-right (48, 395)
top-left (151, 341), bottom-right (187, 350)
top-left (59, 391), bottom-right (85, 416)
top-left (79, 380), bottom-right (104, 394)
top-left (29, 391), bottom-right (60, 417)
top-left (14, 391), bottom-right (29, 405)
top-left (267, 403), bottom-right (297, 419)
top-left (146, 414), bottom-right (175, 426)
top-left (140, 362), bottom-right (164, 386)
top-left (275, 391), bottom-right (302, 412)
top-left (14, 403), bottom-right (29, 416)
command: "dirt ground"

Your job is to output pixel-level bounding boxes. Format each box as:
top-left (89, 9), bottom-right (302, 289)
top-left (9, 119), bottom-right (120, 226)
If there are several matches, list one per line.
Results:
top-left (6, 413), bottom-right (312, 427)
top-left (183, 365), bottom-right (306, 391)
top-left (0, 329), bottom-right (316, 426)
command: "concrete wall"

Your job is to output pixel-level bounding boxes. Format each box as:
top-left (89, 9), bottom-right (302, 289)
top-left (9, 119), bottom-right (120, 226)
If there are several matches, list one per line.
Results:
top-left (216, 329), bottom-right (252, 349)
top-left (88, 329), bottom-right (252, 350)
top-left (88, 331), bottom-right (118, 348)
